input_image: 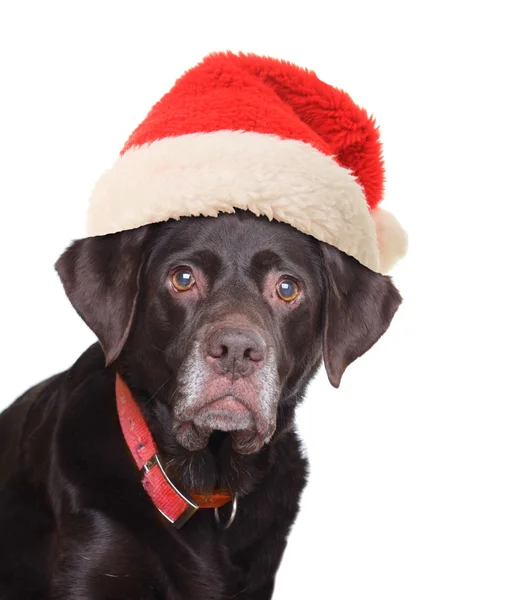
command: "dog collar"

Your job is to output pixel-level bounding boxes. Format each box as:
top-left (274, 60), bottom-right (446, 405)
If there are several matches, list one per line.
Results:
top-left (115, 373), bottom-right (234, 529)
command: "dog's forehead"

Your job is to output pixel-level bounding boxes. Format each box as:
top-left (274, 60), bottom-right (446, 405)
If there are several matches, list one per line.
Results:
top-left (153, 212), bottom-right (320, 272)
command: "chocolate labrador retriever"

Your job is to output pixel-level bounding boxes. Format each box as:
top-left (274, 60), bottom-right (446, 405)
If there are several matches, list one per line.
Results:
top-left (0, 211), bottom-right (401, 599)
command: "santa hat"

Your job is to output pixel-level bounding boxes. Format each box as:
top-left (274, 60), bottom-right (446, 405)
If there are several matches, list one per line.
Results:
top-left (87, 52), bottom-right (407, 273)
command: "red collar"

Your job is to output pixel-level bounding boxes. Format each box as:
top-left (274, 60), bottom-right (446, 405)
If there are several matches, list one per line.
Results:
top-left (115, 373), bottom-right (233, 528)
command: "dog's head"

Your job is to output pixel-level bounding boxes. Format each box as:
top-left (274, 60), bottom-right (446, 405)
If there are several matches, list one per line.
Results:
top-left (56, 211), bottom-right (401, 463)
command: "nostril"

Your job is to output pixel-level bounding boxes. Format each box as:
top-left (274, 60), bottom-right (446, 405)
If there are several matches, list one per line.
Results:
top-left (208, 343), bottom-right (228, 359)
top-left (244, 346), bottom-right (264, 362)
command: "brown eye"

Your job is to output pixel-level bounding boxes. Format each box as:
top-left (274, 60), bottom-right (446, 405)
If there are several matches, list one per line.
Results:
top-left (276, 278), bottom-right (299, 302)
top-left (171, 269), bottom-right (195, 292)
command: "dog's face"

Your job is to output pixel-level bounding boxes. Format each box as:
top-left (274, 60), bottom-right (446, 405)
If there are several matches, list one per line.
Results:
top-left (56, 211), bottom-right (401, 481)
top-left (137, 214), bottom-right (326, 455)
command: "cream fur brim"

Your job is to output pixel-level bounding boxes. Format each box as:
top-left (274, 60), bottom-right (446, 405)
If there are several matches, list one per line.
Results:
top-left (86, 131), bottom-right (407, 273)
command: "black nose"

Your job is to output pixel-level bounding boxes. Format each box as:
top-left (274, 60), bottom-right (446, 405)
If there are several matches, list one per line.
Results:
top-left (206, 327), bottom-right (266, 378)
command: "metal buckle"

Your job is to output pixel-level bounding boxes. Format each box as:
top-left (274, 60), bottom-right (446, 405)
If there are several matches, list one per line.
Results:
top-left (214, 494), bottom-right (238, 530)
top-left (141, 454), bottom-right (199, 529)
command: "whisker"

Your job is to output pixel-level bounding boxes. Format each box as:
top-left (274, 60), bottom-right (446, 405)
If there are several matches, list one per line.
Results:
top-left (149, 343), bottom-right (167, 354)
top-left (144, 374), bottom-right (175, 407)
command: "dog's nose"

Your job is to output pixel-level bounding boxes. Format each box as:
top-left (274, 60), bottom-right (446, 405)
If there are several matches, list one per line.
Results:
top-left (206, 327), bottom-right (266, 378)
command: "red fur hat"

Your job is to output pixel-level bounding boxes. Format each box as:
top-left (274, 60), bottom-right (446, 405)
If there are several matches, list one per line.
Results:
top-left (87, 52), bottom-right (407, 273)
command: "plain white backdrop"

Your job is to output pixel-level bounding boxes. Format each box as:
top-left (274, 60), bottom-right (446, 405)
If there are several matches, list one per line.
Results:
top-left (1, 1), bottom-right (517, 598)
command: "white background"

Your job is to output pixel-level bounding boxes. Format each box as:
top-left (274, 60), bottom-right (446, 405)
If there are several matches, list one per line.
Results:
top-left (1, 2), bottom-right (517, 598)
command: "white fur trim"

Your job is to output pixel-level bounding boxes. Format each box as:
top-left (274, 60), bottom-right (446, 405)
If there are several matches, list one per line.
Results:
top-left (87, 131), bottom-right (385, 271)
top-left (371, 207), bottom-right (408, 274)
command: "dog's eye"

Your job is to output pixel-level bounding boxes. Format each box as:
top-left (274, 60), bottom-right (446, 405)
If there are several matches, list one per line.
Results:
top-left (171, 269), bottom-right (196, 292)
top-left (276, 278), bottom-right (299, 302)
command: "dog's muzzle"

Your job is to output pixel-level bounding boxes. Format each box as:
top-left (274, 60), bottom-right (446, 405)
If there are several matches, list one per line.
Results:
top-left (174, 326), bottom-right (279, 454)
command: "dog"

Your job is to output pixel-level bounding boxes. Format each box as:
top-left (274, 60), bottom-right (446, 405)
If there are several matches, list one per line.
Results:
top-left (0, 210), bottom-right (401, 599)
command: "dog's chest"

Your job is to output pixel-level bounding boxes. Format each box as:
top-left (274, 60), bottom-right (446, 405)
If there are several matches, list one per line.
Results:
top-left (57, 513), bottom-right (241, 600)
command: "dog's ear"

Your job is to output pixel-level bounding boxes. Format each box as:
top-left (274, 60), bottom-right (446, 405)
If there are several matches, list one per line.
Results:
top-left (55, 227), bottom-right (149, 365)
top-left (321, 242), bottom-right (402, 388)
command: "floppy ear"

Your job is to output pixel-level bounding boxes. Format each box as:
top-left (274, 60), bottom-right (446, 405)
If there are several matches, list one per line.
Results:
top-left (55, 227), bottom-right (149, 365)
top-left (321, 242), bottom-right (402, 388)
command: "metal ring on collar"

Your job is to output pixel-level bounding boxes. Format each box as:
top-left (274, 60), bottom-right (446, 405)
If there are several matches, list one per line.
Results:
top-left (214, 494), bottom-right (238, 530)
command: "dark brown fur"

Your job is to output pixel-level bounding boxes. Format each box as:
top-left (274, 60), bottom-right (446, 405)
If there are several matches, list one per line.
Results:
top-left (0, 211), bottom-right (401, 599)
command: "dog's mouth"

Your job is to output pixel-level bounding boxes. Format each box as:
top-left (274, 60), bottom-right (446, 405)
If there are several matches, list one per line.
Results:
top-left (175, 391), bottom-right (276, 455)
top-left (193, 396), bottom-right (255, 432)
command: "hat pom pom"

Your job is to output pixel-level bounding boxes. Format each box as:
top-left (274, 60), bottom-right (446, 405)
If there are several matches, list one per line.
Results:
top-left (371, 207), bottom-right (408, 274)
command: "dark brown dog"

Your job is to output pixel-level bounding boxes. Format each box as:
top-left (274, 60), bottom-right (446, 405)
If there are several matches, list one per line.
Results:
top-left (0, 211), bottom-right (401, 599)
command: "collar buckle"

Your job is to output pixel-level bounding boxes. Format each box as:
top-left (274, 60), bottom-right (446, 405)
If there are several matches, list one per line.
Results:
top-left (140, 453), bottom-right (199, 529)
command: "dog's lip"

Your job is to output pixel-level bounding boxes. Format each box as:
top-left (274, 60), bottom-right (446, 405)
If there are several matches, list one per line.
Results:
top-left (192, 395), bottom-right (254, 432)
top-left (204, 395), bottom-right (249, 414)
top-left (177, 392), bottom-right (249, 421)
